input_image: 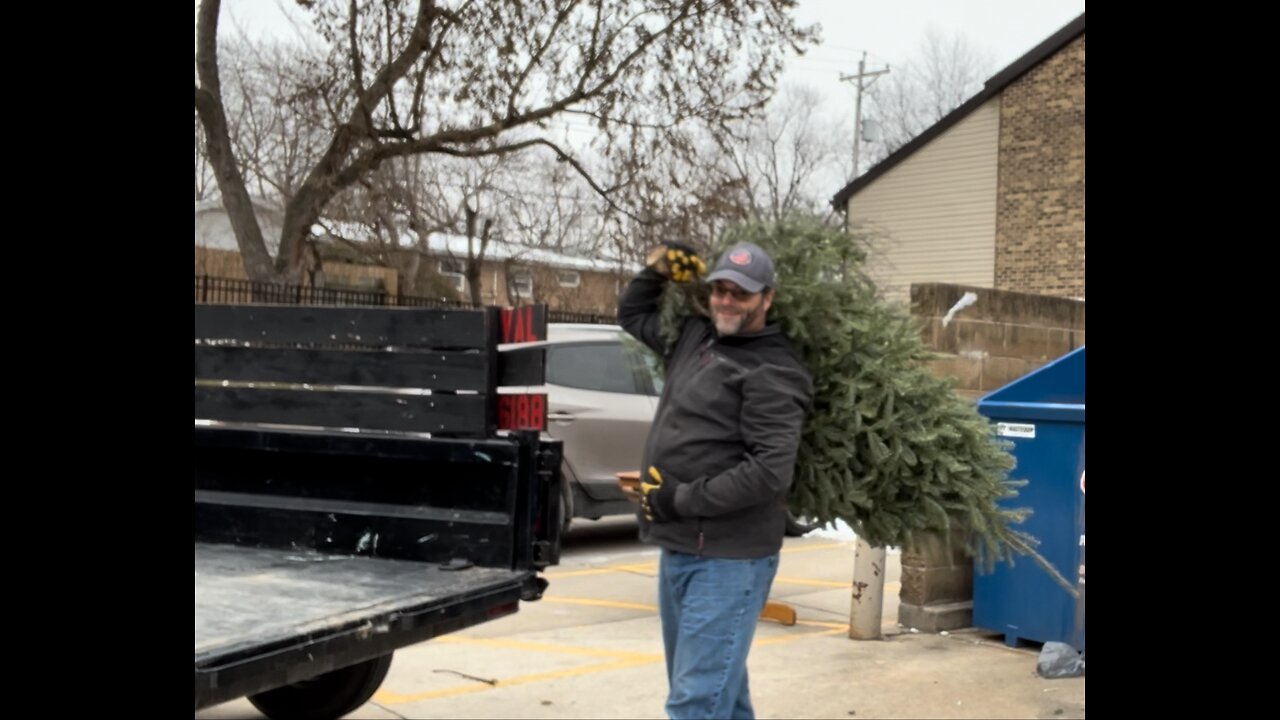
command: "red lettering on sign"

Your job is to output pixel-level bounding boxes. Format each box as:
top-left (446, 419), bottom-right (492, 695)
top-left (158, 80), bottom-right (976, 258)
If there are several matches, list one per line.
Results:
top-left (498, 397), bottom-right (512, 428)
top-left (501, 306), bottom-right (545, 343)
top-left (497, 393), bottom-right (547, 430)
top-left (530, 395), bottom-right (545, 428)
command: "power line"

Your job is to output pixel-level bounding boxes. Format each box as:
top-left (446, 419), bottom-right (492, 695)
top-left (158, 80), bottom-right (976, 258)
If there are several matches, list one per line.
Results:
top-left (838, 52), bottom-right (890, 181)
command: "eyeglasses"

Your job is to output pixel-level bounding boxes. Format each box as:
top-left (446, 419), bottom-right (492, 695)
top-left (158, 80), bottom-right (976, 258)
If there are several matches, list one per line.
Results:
top-left (710, 284), bottom-right (757, 302)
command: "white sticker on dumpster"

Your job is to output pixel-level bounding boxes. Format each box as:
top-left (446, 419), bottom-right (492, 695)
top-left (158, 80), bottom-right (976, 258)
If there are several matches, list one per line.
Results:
top-left (996, 422), bottom-right (1035, 438)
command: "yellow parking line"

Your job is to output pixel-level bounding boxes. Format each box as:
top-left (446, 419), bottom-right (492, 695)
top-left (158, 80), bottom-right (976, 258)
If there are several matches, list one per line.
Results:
top-left (376, 541), bottom-right (899, 706)
top-left (545, 562), bottom-right (657, 578)
top-left (375, 620), bottom-right (869, 705)
top-left (374, 599), bottom-right (900, 707)
top-left (543, 596), bottom-right (658, 612)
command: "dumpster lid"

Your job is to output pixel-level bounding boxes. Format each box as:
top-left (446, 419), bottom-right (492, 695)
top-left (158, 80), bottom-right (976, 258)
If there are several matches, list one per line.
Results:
top-left (978, 346), bottom-right (1084, 422)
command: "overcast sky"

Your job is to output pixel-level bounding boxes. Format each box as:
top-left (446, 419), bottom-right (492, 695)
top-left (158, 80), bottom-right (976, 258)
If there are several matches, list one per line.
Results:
top-left (213, 0), bottom-right (1084, 98)
top-left (204, 1), bottom-right (1084, 195)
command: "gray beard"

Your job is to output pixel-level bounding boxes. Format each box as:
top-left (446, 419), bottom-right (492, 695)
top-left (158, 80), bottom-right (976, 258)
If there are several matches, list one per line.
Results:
top-left (714, 306), bottom-right (759, 336)
top-left (714, 314), bottom-right (743, 335)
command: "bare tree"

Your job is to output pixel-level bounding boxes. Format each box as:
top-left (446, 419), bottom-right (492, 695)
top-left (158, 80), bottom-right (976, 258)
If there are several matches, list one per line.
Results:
top-left (195, 0), bottom-right (816, 284)
top-left (196, 117), bottom-right (218, 201)
top-left (860, 28), bottom-right (994, 166)
top-left (195, 28), bottom-right (338, 280)
top-left (218, 36), bottom-right (334, 208)
top-left (593, 137), bottom-right (750, 265)
top-left (330, 149), bottom-right (546, 305)
top-left (503, 160), bottom-right (598, 254)
top-left (717, 83), bottom-right (848, 224)
top-left (579, 83), bottom-right (847, 270)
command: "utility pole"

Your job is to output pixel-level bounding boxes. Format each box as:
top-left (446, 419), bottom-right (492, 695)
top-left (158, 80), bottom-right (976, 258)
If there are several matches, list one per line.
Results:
top-left (840, 52), bottom-right (890, 181)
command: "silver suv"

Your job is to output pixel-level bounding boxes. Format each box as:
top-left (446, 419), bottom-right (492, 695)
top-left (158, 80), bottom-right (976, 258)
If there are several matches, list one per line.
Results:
top-left (541, 324), bottom-right (663, 530)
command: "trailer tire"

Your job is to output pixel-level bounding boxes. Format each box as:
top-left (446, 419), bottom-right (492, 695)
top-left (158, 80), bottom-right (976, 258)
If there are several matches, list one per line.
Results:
top-left (247, 653), bottom-right (393, 720)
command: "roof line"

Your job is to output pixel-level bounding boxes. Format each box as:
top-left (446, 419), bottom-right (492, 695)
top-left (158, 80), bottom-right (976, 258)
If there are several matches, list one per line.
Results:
top-left (830, 12), bottom-right (1085, 210)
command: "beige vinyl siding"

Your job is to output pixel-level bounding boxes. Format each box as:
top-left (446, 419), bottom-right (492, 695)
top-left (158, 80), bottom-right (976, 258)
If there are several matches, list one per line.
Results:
top-left (847, 98), bottom-right (1000, 305)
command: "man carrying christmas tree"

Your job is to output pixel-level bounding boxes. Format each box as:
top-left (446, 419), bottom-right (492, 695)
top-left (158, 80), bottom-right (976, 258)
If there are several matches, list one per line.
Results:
top-left (618, 241), bottom-right (813, 720)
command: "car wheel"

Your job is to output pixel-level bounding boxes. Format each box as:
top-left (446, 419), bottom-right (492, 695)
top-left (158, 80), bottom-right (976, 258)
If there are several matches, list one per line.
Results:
top-left (784, 512), bottom-right (821, 537)
top-left (559, 468), bottom-right (574, 535)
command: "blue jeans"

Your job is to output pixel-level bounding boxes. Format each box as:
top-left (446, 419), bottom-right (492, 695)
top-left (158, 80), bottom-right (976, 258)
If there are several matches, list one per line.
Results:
top-left (658, 549), bottom-right (780, 720)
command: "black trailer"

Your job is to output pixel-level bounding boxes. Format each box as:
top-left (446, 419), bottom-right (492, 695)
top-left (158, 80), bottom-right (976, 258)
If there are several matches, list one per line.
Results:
top-left (194, 303), bottom-right (560, 719)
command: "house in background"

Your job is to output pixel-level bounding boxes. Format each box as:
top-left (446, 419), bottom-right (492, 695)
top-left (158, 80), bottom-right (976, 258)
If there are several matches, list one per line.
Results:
top-left (832, 13), bottom-right (1084, 305)
top-left (402, 232), bottom-right (636, 314)
top-left (834, 14), bottom-right (1087, 636)
top-left (195, 199), bottom-right (635, 315)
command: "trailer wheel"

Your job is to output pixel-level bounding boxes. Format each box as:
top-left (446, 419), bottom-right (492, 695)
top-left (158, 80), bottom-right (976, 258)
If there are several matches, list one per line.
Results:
top-left (247, 653), bottom-right (393, 720)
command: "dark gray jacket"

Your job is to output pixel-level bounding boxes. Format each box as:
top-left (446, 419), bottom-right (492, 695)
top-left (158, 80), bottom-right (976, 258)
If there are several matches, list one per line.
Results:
top-left (618, 268), bottom-right (813, 558)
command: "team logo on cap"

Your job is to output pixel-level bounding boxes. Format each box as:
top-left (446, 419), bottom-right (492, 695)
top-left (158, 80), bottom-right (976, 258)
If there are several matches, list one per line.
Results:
top-left (729, 250), bottom-right (752, 266)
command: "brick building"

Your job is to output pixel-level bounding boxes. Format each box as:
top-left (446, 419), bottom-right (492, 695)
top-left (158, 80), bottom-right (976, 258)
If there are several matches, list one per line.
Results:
top-left (831, 13), bottom-right (1085, 304)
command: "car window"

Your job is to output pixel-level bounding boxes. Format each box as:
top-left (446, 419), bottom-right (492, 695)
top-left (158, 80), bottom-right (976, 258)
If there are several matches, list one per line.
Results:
top-left (634, 345), bottom-right (665, 396)
top-left (617, 333), bottom-right (665, 396)
top-left (546, 342), bottom-right (639, 394)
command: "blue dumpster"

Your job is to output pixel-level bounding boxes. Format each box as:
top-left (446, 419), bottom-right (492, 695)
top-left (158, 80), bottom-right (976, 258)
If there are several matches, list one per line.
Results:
top-left (974, 346), bottom-right (1084, 650)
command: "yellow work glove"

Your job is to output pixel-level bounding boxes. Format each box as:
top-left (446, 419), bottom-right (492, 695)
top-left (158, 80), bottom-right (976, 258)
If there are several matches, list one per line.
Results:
top-left (640, 465), bottom-right (679, 523)
top-left (645, 243), bottom-right (707, 284)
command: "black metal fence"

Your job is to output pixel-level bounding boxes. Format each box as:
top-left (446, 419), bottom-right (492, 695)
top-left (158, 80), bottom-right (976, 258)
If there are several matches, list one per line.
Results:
top-left (195, 275), bottom-right (619, 325)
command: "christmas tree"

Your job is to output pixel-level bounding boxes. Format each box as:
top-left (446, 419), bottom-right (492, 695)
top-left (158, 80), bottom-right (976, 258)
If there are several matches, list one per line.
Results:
top-left (657, 217), bottom-right (1061, 580)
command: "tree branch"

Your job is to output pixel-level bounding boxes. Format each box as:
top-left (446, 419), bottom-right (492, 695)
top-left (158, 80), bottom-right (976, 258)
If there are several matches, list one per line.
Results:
top-left (432, 137), bottom-right (645, 225)
top-left (508, 0), bottom-right (579, 118)
top-left (347, 0), bottom-right (376, 138)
